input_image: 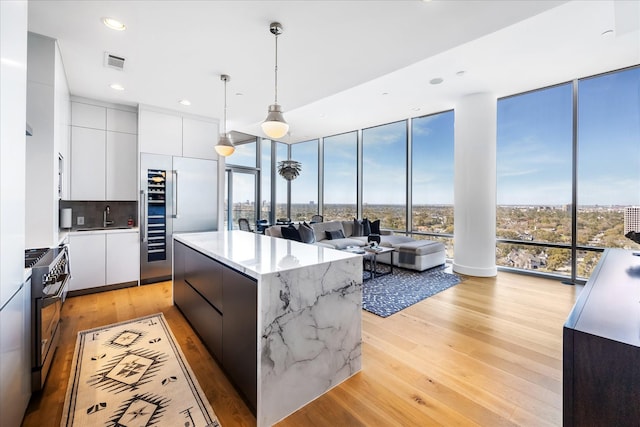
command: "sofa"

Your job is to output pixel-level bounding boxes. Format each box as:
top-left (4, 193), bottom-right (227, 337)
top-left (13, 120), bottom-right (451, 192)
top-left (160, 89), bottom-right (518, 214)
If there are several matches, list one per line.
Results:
top-left (265, 220), bottom-right (446, 272)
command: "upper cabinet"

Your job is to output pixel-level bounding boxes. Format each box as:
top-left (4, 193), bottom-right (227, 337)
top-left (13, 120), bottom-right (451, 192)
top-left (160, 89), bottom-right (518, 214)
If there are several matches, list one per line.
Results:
top-left (69, 99), bottom-right (138, 201)
top-left (138, 109), bottom-right (182, 156)
top-left (26, 32), bottom-right (70, 248)
top-left (183, 117), bottom-right (218, 160)
top-left (139, 106), bottom-right (219, 160)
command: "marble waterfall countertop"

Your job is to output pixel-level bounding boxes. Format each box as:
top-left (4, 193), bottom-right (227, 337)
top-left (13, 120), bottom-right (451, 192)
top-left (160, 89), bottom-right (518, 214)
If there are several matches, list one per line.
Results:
top-left (173, 230), bottom-right (363, 426)
top-left (173, 230), bottom-right (359, 280)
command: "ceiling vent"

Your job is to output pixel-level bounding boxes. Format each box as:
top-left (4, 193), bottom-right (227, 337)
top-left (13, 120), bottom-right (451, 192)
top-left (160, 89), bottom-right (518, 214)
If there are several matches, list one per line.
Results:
top-left (104, 52), bottom-right (125, 70)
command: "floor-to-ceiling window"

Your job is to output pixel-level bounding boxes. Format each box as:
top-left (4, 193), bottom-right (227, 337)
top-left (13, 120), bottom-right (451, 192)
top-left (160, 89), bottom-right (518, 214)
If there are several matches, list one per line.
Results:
top-left (411, 111), bottom-right (455, 257)
top-left (261, 139), bottom-right (272, 222)
top-left (497, 83), bottom-right (573, 277)
top-left (275, 142), bottom-right (288, 220)
top-left (496, 65), bottom-right (640, 280)
top-left (323, 131), bottom-right (358, 221)
top-left (576, 66), bottom-right (640, 276)
top-left (224, 137), bottom-right (259, 230)
top-left (227, 138), bottom-right (257, 168)
top-left (362, 121), bottom-right (407, 230)
top-left (290, 139), bottom-right (318, 221)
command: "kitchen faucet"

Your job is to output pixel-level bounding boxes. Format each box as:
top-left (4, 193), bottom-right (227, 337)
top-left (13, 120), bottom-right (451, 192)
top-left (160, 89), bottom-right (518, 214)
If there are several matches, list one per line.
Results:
top-left (103, 205), bottom-right (114, 227)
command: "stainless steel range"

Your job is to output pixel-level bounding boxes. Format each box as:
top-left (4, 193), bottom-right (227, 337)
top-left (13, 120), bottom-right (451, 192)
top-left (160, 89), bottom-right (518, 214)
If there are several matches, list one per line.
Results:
top-left (27, 244), bottom-right (70, 391)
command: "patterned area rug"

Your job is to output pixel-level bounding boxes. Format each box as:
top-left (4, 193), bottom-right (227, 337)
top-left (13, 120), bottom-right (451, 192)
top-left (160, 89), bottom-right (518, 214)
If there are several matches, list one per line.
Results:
top-left (61, 313), bottom-right (221, 427)
top-left (362, 266), bottom-right (461, 317)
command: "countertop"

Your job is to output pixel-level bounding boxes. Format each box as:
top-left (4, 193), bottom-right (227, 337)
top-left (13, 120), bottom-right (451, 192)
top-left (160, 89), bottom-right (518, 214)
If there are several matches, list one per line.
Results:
top-left (173, 230), bottom-right (358, 280)
top-left (66, 227), bottom-right (139, 235)
top-left (565, 248), bottom-right (640, 347)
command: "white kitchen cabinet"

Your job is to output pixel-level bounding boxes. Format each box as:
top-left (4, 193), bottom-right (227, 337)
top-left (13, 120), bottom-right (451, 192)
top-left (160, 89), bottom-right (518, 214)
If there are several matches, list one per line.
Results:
top-left (71, 126), bottom-right (106, 200)
top-left (26, 33), bottom-right (70, 248)
top-left (139, 107), bottom-right (219, 159)
top-left (0, 283), bottom-right (31, 427)
top-left (183, 117), bottom-right (218, 160)
top-left (70, 100), bottom-right (138, 201)
top-left (139, 109), bottom-right (183, 156)
top-left (71, 101), bottom-right (105, 130)
top-left (106, 131), bottom-right (137, 200)
top-left (69, 230), bottom-right (139, 292)
top-left (106, 231), bottom-right (140, 285)
top-left (68, 233), bottom-right (106, 291)
top-left (107, 108), bottom-right (137, 134)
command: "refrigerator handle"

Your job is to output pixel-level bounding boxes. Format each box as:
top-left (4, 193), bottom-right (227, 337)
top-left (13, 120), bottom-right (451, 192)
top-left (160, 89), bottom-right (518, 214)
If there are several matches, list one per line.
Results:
top-left (140, 190), bottom-right (147, 242)
top-left (172, 169), bottom-right (179, 219)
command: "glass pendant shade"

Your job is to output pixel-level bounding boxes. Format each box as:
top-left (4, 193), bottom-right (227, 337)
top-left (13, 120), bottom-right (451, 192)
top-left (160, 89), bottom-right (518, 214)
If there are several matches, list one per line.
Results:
top-left (261, 103), bottom-right (289, 139)
top-left (215, 133), bottom-right (235, 157)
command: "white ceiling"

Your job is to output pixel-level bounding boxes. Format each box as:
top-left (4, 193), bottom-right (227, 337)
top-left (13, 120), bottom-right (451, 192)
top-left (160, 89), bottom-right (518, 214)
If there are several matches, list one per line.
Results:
top-left (28, 0), bottom-right (639, 143)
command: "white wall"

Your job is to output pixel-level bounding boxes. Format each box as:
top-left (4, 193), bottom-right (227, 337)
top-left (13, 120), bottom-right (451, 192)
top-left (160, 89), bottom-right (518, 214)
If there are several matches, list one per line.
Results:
top-left (0, 1), bottom-right (31, 425)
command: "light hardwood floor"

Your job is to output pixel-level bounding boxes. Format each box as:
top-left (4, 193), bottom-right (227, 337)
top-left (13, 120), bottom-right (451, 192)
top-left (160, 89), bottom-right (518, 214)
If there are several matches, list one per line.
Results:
top-left (22, 271), bottom-right (580, 427)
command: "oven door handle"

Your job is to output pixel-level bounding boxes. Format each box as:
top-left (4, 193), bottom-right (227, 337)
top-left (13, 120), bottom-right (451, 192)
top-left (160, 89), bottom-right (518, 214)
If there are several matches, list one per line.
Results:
top-left (41, 274), bottom-right (69, 308)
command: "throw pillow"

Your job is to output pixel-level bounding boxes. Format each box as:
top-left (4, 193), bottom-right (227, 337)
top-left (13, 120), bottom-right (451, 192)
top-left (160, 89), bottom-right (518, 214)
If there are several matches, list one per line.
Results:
top-left (362, 218), bottom-right (371, 236)
top-left (370, 219), bottom-right (381, 235)
top-left (352, 218), bottom-right (363, 237)
top-left (325, 229), bottom-right (345, 240)
top-left (298, 222), bottom-right (315, 244)
top-left (281, 224), bottom-right (302, 242)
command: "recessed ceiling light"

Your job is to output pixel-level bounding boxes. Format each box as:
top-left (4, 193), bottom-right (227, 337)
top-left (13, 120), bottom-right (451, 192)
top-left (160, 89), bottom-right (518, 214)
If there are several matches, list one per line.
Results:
top-left (456, 70), bottom-right (466, 77)
top-left (235, 92), bottom-right (243, 96)
top-left (382, 92), bottom-right (389, 96)
top-left (109, 83), bottom-right (124, 91)
top-left (179, 99), bottom-right (191, 106)
top-left (412, 107), bottom-right (421, 112)
top-left (601, 29), bottom-right (614, 37)
top-left (430, 77), bottom-right (444, 85)
top-left (103, 17), bottom-right (126, 31)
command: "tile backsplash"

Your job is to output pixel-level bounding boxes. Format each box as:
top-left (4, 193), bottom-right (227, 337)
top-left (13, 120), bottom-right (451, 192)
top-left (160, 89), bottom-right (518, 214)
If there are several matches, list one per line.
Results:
top-left (59, 200), bottom-right (137, 230)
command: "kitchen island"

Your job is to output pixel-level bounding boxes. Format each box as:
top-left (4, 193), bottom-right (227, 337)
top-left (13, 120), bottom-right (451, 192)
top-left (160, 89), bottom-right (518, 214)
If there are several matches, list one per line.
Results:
top-left (173, 231), bottom-right (362, 426)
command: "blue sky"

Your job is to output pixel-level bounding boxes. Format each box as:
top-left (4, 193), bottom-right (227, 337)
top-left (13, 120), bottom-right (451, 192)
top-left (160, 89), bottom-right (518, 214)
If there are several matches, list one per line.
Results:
top-left (228, 66), bottom-right (639, 209)
top-left (498, 66), bottom-right (639, 206)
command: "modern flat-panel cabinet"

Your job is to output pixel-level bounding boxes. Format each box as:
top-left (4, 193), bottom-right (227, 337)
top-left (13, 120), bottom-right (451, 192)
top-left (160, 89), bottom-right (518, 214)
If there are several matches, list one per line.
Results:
top-left (68, 233), bottom-right (106, 291)
top-left (70, 126), bottom-right (106, 200)
top-left (106, 131), bottom-right (137, 200)
top-left (182, 117), bottom-right (217, 160)
top-left (106, 232), bottom-right (140, 285)
top-left (173, 241), bottom-right (257, 410)
top-left (138, 109), bottom-right (183, 156)
top-left (139, 107), bottom-right (219, 160)
top-left (69, 230), bottom-right (139, 292)
top-left (222, 266), bottom-right (257, 410)
top-left (70, 99), bottom-right (137, 201)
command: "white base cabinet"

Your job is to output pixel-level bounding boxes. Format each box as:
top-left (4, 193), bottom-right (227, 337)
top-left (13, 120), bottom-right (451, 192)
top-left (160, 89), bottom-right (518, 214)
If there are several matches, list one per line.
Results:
top-left (106, 232), bottom-right (140, 285)
top-left (0, 283), bottom-right (31, 427)
top-left (68, 233), bottom-right (106, 291)
top-left (69, 230), bottom-right (139, 292)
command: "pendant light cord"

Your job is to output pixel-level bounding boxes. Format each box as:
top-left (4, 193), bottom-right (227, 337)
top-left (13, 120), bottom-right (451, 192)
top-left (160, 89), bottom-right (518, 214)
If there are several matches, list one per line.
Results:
top-left (274, 31), bottom-right (279, 104)
top-left (223, 77), bottom-right (227, 134)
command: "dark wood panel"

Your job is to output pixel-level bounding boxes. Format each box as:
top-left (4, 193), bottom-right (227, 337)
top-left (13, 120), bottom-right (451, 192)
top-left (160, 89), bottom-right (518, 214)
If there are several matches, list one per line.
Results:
top-left (222, 266), bottom-right (257, 412)
top-left (183, 242), bottom-right (223, 312)
top-left (174, 277), bottom-right (223, 361)
top-left (571, 331), bottom-right (640, 426)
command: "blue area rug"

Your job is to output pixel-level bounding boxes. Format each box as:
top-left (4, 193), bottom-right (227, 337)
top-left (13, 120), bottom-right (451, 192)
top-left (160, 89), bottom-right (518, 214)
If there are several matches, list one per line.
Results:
top-left (362, 266), bottom-right (461, 317)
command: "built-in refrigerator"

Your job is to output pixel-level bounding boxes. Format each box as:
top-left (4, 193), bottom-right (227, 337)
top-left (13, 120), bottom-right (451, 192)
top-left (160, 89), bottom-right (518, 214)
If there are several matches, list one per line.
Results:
top-left (140, 153), bottom-right (218, 284)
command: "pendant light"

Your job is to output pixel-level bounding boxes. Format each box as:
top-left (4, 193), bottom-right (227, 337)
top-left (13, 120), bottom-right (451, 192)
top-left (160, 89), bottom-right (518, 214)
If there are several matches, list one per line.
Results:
top-left (261, 22), bottom-right (289, 139)
top-left (215, 74), bottom-right (235, 157)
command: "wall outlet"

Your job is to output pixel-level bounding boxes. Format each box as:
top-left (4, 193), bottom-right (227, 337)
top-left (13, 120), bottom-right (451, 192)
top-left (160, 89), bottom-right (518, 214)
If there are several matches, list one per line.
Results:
top-left (77, 216), bottom-right (84, 225)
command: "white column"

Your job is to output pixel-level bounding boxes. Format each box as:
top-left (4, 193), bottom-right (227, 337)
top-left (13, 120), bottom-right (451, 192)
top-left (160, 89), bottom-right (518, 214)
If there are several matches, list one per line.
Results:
top-left (453, 93), bottom-right (497, 277)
